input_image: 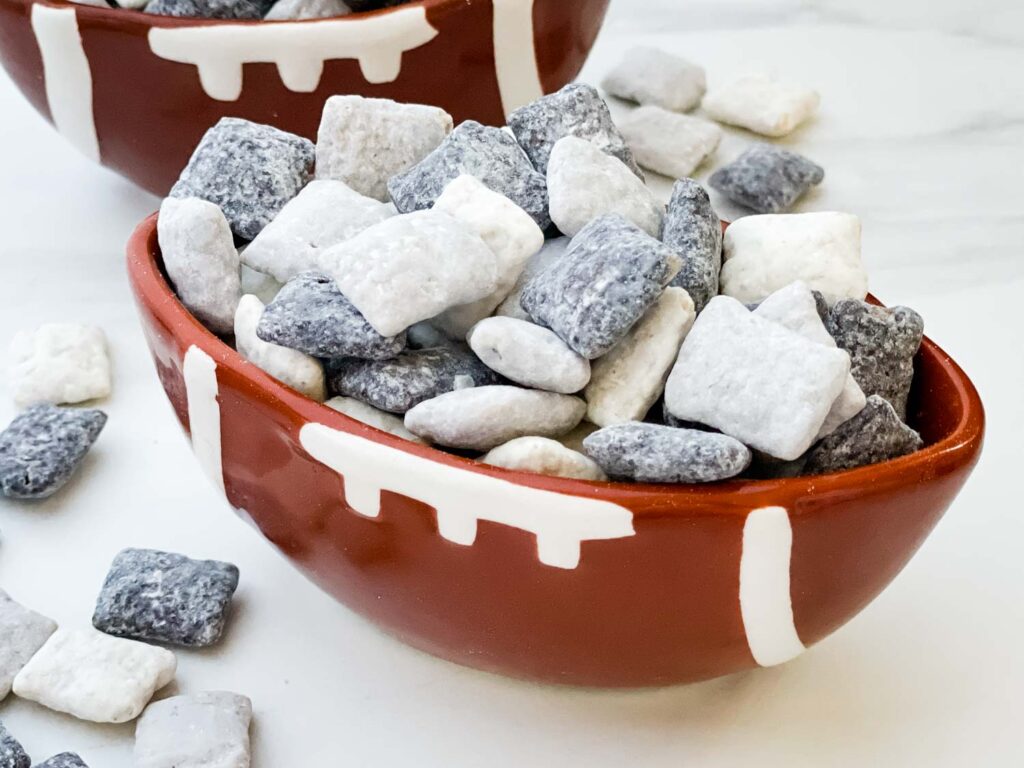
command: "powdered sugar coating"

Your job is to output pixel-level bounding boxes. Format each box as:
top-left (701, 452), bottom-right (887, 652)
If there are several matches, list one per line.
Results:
top-left (601, 47), bottom-right (707, 112)
top-left (481, 436), bottom-right (607, 481)
top-left (702, 73), bottom-right (820, 138)
top-left (9, 324), bottom-right (111, 408)
top-left (134, 692), bottom-right (252, 768)
top-left (618, 106), bottom-right (722, 180)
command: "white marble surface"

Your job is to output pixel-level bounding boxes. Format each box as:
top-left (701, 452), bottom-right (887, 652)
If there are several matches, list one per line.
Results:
top-left (0, 1), bottom-right (1022, 764)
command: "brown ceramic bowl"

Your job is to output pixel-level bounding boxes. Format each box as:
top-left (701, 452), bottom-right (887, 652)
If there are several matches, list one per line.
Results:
top-left (0, 0), bottom-right (609, 194)
top-left (128, 214), bottom-right (984, 687)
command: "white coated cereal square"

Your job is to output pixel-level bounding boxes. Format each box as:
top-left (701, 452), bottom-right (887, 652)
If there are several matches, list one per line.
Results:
top-left (481, 436), bottom-right (607, 481)
top-left (9, 324), bottom-right (111, 408)
top-left (0, 589), bottom-right (57, 701)
top-left (602, 46), bottom-right (707, 112)
top-left (135, 691), bottom-right (252, 768)
top-left (702, 73), bottom-right (820, 137)
top-left (618, 106), bottom-right (722, 179)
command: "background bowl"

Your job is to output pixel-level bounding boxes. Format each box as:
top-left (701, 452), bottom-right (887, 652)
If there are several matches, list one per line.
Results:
top-left (128, 214), bottom-right (984, 687)
top-left (0, 0), bottom-right (609, 194)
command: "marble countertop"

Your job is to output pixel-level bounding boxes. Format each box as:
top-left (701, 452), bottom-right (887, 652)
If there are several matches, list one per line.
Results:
top-left (0, 1), bottom-right (1021, 764)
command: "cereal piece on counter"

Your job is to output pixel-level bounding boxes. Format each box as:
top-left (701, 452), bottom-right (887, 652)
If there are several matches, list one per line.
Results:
top-left (601, 47), bottom-right (707, 112)
top-left (12, 629), bottom-right (176, 723)
top-left (709, 144), bottom-right (824, 213)
top-left (328, 345), bottom-right (502, 414)
top-left (404, 386), bottom-right (585, 451)
top-left (265, 0), bottom-right (350, 20)
top-left (556, 420), bottom-right (600, 453)
top-left (467, 317), bottom-right (591, 394)
top-left (585, 287), bottom-right (696, 427)
top-left (0, 590), bottom-right (57, 701)
top-left (481, 436), bottom-right (607, 481)
top-left (316, 96), bottom-right (452, 201)
top-left (804, 395), bottom-right (923, 475)
top-left (495, 237), bottom-right (570, 321)
top-left (583, 423), bottom-right (750, 483)
top-left (827, 299), bottom-right (924, 420)
top-left (720, 212), bottom-right (867, 306)
top-left (547, 136), bottom-right (664, 237)
top-left (241, 179), bottom-right (393, 283)
top-left (158, 197), bottom-right (242, 334)
top-left (521, 215), bottom-right (681, 359)
top-left (34, 754), bottom-right (88, 768)
top-left (257, 273), bottom-right (405, 360)
top-left (145, 0), bottom-right (273, 18)
top-left (234, 295), bottom-right (326, 401)
top-left (702, 73), bottom-right (820, 137)
top-left (134, 692), bottom-right (252, 768)
top-left (388, 121), bottom-right (550, 229)
top-left (508, 83), bottom-right (642, 177)
top-left (664, 296), bottom-right (850, 460)
top-left (239, 265), bottom-right (283, 305)
top-left (325, 397), bottom-right (427, 443)
top-left (9, 324), bottom-right (111, 408)
top-left (618, 106), bottom-right (722, 180)
top-left (92, 548), bottom-right (240, 648)
top-left (661, 178), bottom-right (722, 313)
top-left (0, 405), bottom-right (107, 500)
top-left (318, 211), bottom-right (499, 337)
top-left (170, 117), bottom-right (314, 240)
top-left (431, 175), bottom-right (545, 338)
top-left (0, 722), bottom-right (28, 768)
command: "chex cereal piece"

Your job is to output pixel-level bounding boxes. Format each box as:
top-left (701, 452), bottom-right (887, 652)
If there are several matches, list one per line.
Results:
top-left (146, 0), bottom-right (273, 18)
top-left (318, 210), bottom-right (499, 337)
top-left (235, 295), bottom-right (326, 401)
top-left (316, 96), bottom-right (451, 201)
top-left (665, 296), bottom-right (850, 460)
top-left (467, 317), bottom-right (591, 394)
top-left (388, 121), bottom-right (550, 229)
top-left (720, 212), bottom-right (867, 306)
top-left (325, 397), bottom-right (426, 444)
top-left (547, 136), bottom-right (664, 237)
top-left (135, 692), bottom-right (252, 768)
top-left (0, 722), bottom-right (28, 768)
top-left (601, 47), bottom-right (707, 112)
top-left (241, 179), bottom-right (393, 284)
top-left (266, 0), bottom-right (349, 21)
top-left (257, 273), bottom-right (405, 360)
top-left (404, 386), bottom-right (585, 451)
top-left (328, 345), bottom-right (501, 414)
top-left (508, 83), bottom-right (641, 177)
top-left (521, 215), bottom-right (681, 359)
top-left (170, 118), bottom-right (314, 240)
top-left (702, 73), bottom-right (820, 137)
top-left (239, 266), bottom-right (283, 305)
top-left (804, 395), bottom-right (923, 475)
top-left (585, 287), bottom-right (695, 427)
top-left (34, 754), bottom-right (88, 768)
top-left (0, 590), bottom-right (57, 700)
top-left (481, 436), bottom-right (607, 481)
top-left (661, 178), bottom-right (723, 312)
top-left (618, 106), bottom-right (722, 179)
top-left (9, 324), bottom-right (111, 408)
top-left (709, 144), bottom-right (824, 213)
top-left (431, 175), bottom-right (545, 338)
top-left (495, 237), bottom-right (570, 321)
top-left (13, 629), bottom-right (176, 723)
top-left (827, 299), bottom-right (924, 420)
top-left (0, 405), bottom-right (106, 500)
top-left (92, 548), bottom-right (240, 648)
top-left (584, 423), bottom-right (750, 483)
top-left (159, 197), bottom-right (242, 334)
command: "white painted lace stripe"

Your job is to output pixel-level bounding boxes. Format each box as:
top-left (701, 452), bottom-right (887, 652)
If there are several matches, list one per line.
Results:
top-left (492, 0), bottom-right (544, 118)
top-left (183, 346), bottom-right (225, 495)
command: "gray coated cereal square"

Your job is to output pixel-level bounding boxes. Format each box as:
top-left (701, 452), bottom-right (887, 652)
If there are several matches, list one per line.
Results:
top-left (661, 178), bottom-right (722, 313)
top-left (709, 144), bottom-right (824, 214)
top-left (0, 722), bottom-right (28, 768)
top-left (146, 0), bottom-right (273, 19)
top-left (804, 395), bottom-right (923, 474)
top-left (34, 755), bottom-right (89, 768)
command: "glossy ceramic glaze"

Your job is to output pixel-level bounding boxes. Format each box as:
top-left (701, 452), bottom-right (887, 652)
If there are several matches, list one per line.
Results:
top-left (127, 214), bottom-right (984, 687)
top-left (0, 0), bottom-right (609, 194)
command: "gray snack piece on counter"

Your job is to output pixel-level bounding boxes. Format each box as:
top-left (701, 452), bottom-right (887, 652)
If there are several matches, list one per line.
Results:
top-left (601, 47), bottom-right (706, 112)
top-left (265, 0), bottom-right (350, 21)
top-left (146, 0), bottom-right (273, 18)
top-left (481, 436), bottom-right (607, 481)
top-left (0, 590), bottom-right (57, 700)
top-left (709, 144), bottom-right (824, 214)
top-left (804, 395), bottom-right (923, 474)
top-left (0, 721), bottom-right (29, 768)
top-left (134, 692), bottom-right (252, 768)
top-left (617, 106), bottom-right (722, 180)
top-left (661, 178), bottom-right (722, 313)
top-left (495, 237), bottom-right (571, 321)
top-left (34, 755), bottom-right (88, 768)
top-left (92, 548), bottom-right (240, 648)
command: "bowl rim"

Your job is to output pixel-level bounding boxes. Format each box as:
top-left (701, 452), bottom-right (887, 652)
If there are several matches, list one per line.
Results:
top-left (127, 213), bottom-right (985, 513)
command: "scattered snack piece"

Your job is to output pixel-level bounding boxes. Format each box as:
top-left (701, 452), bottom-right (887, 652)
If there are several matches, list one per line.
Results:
top-left (12, 629), bottom-right (176, 724)
top-left (661, 178), bottom-right (722, 312)
top-left (804, 395), bottom-right (923, 475)
top-left (495, 237), bottom-right (570, 321)
top-left (521, 215), bottom-right (681, 359)
top-left (388, 121), bottom-right (550, 229)
top-left (92, 548), bottom-right (240, 648)
top-left (158, 197), bottom-right (242, 334)
top-left (702, 73), bottom-right (820, 137)
top-left (134, 692), bottom-right (252, 768)
top-left (467, 317), bottom-right (591, 394)
top-left (170, 118), bottom-right (314, 240)
top-left (34, 754), bottom-right (89, 768)
top-left (0, 721), bottom-right (29, 768)
top-left (0, 405), bottom-right (107, 500)
top-left (720, 212), bottom-right (867, 305)
top-left (827, 299), bottom-right (924, 420)
top-left (547, 136), bottom-right (664, 237)
top-left (265, 0), bottom-right (350, 19)
top-left (585, 287), bottom-right (696, 427)
top-left (404, 386), bottom-right (585, 451)
top-left (618, 106), bottom-right (722, 179)
top-left (0, 590), bottom-right (57, 701)
top-left (601, 47), bottom-right (707, 112)
top-left (239, 265), bottom-right (283, 305)
top-left (234, 295), bottom-right (326, 401)
top-left (9, 324), bottom-right (111, 408)
top-left (709, 144), bottom-right (824, 213)
top-left (146, 0), bottom-right (272, 18)
top-left (584, 423), bottom-right (751, 483)
top-left (316, 96), bottom-right (452, 201)
top-left (481, 436), bottom-right (607, 481)
top-left (325, 396), bottom-right (427, 444)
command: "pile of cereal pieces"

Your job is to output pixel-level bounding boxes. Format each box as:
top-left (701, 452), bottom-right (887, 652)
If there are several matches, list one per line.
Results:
top-left (159, 88), bottom-right (926, 485)
top-left (91, 0), bottom-right (407, 22)
top-left (0, 549), bottom-right (252, 765)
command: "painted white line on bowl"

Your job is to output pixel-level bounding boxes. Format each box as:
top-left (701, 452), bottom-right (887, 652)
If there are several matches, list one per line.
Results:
top-left (492, 0), bottom-right (544, 117)
top-left (183, 345), bottom-right (225, 495)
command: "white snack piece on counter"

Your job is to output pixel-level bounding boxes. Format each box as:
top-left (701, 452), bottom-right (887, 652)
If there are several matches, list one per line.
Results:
top-left (9, 324), bottom-right (111, 408)
top-left (701, 73), bottom-right (820, 137)
top-left (494, 237), bottom-right (570, 321)
top-left (601, 46), bottom-right (707, 112)
top-left (325, 396), bottom-right (427, 444)
top-left (481, 436), bottom-right (608, 481)
top-left (618, 106), bottom-right (723, 179)
top-left (0, 589), bottom-right (57, 701)
top-left (134, 691), bottom-right (252, 768)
